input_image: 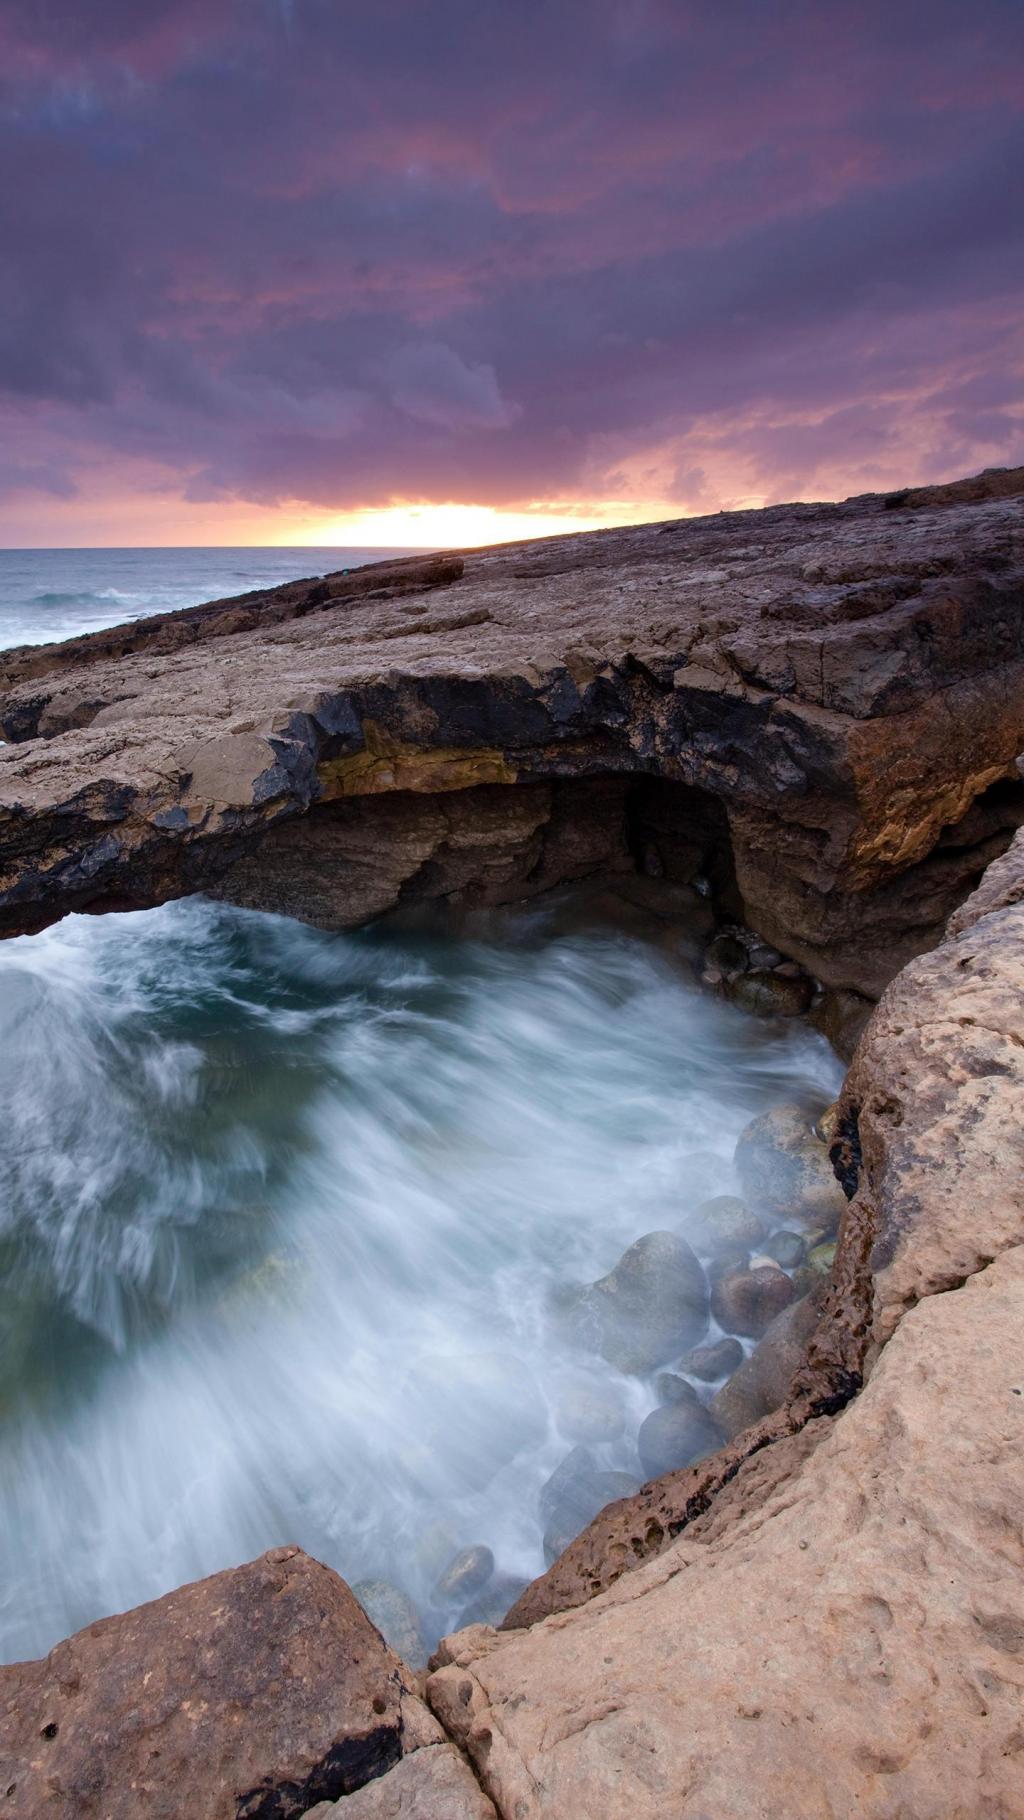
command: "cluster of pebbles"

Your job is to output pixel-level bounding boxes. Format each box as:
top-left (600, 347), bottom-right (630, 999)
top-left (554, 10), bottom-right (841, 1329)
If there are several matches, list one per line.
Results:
top-left (357, 1092), bottom-right (846, 1668)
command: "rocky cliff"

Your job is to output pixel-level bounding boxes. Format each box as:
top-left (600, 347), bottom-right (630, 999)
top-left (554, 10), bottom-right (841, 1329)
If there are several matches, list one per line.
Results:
top-left (2, 471), bottom-right (1023, 1015)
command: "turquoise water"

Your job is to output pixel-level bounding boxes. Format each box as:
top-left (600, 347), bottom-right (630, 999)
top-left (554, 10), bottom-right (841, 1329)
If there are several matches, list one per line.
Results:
top-left (0, 893), bottom-right (841, 1664)
top-left (0, 546), bottom-right (422, 650)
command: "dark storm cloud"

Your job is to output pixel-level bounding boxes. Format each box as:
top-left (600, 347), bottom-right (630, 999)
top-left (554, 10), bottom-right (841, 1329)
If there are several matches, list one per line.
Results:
top-left (0, 0), bottom-right (1022, 520)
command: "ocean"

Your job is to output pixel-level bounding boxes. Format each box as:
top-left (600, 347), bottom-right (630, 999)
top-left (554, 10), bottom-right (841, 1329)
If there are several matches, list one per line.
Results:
top-left (0, 545), bottom-right (424, 651)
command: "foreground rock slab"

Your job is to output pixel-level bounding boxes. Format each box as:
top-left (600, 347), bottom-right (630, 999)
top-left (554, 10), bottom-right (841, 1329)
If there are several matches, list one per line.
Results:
top-left (0, 1546), bottom-right (491, 1820)
top-left (429, 1246), bottom-right (1024, 1820)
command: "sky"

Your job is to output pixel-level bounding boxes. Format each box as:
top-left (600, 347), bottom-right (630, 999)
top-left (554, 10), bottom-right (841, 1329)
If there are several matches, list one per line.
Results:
top-left (0, 0), bottom-right (1022, 547)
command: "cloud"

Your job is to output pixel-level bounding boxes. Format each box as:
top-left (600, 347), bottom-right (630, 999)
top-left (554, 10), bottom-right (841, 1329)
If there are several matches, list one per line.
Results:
top-left (0, 0), bottom-right (1022, 536)
top-left (382, 342), bottom-right (518, 429)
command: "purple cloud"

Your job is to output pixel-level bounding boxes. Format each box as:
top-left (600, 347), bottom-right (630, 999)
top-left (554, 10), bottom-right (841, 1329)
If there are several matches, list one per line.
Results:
top-left (0, 0), bottom-right (1022, 533)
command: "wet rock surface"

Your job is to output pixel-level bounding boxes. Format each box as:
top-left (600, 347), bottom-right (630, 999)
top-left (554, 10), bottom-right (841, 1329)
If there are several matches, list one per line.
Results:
top-left (306, 1744), bottom-right (497, 1819)
top-left (560, 1230), bottom-right (708, 1374)
top-left (734, 1101), bottom-right (847, 1228)
top-left (690, 1194), bottom-right (765, 1260)
top-left (1, 472), bottom-right (1022, 1007)
top-left (710, 1260), bottom-right (798, 1337)
top-left (637, 1400), bottom-right (723, 1479)
top-left (353, 1580), bottom-right (429, 1673)
top-left (679, 1334), bottom-right (744, 1380)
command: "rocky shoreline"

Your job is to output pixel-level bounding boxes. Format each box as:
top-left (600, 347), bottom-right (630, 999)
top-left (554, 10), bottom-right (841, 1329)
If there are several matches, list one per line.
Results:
top-left (1, 471), bottom-right (1023, 1817)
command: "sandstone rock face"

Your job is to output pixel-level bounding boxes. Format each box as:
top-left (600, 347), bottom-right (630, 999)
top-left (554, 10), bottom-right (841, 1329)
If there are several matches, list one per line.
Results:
top-left (833, 824), bottom-right (1024, 1368)
top-left (636, 1399), bottom-right (722, 1477)
top-left (1, 473), bottom-right (1022, 1000)
top-left (0, 1546), bottom-right (465, 1820)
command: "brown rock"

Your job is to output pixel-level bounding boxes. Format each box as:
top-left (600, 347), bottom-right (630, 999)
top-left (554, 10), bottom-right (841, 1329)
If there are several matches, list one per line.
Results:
top-left (710, 1289), bottom-right (823, 1439)
top-left (710, 1262), bottom-right (797, 1337)
top-left (0, 1547), bottom-right (431, 1820)
top-left (561, 1230), bottom-right (708, 1374)
top-left (726, 967), bottom-right (813, 1017)
top-left (433, 1547), bottom-right (495, 1606)
top-left (1, 476), bottom-right (1022, 1004)
top-left (305, 1744), bottom-right (496, 1819)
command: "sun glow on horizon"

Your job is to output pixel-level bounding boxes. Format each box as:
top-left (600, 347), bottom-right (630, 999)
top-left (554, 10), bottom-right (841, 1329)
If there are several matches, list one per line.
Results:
top-left (272, 499), bottom-right (639, 549)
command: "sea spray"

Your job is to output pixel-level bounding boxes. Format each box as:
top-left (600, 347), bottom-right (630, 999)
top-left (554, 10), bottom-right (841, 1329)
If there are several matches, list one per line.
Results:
top-left (0, 895), bottom-right (842, 1663)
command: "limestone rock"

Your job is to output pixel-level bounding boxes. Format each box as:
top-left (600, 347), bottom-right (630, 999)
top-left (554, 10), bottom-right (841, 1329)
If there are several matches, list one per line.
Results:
top-left (0, 1547), bottom-right (428, 1819)
top-left (2, 477), bottom-right (1022, 1003)
top-left (726, 967), bottom-right (812, 1017)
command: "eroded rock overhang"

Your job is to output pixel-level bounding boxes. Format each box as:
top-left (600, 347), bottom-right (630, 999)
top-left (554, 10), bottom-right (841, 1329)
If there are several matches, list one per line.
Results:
top-left (1, 471), bottom-right (1022, 1002)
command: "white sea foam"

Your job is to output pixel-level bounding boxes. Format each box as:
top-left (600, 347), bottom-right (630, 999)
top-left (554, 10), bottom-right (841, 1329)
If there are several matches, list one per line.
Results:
top-left (0, 896), bottom-right (842, 1663)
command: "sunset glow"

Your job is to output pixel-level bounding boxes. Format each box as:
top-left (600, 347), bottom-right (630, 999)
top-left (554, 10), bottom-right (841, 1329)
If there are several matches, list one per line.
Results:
top-left (0, 1), bottom-right (1021, 546)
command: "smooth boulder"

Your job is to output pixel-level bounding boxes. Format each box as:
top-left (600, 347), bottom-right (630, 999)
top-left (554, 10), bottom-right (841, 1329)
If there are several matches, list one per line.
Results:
top-left (539, 1447), bottom-right (641, 1565)
top-left (637, 1401), bottom-right (723, 1479)
top-left (710, 1289), bottom-right (824, 1439)
top-left (692, 1194), bottom-right (766, 1260)
top-left (710, 1263), bottom-right (797, 1338)
top-left (734, 1103), bottom-right (847, 1228)
top-left (562, 1231), bottom-right (708, 1374)
top-left (679, 1334), bottom-right (745, 1381)
top-left (352, 1579), bottom-right (428, 1672)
